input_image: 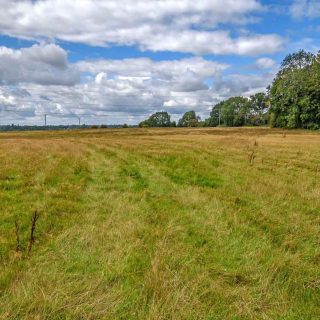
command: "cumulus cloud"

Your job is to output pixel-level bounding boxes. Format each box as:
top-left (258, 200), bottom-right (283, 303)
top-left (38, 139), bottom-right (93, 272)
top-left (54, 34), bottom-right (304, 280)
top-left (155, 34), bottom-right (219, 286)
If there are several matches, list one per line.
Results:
top-left (138, 30), bottom-right (283, 56)
top-left (0, 52), bottom-right (228, 123)
top-left (0, 51), bottom-right (274, 124)
top-left (254, 57), bottom-right (276, 69)
top-left (56, 57), bottom-right (227, 117)
top-left (0, 43), bottom-right (80, 85)
top-left (0, 0), bottom-right (283, 55)
top-left (212, 72), bottom-right (274, 99)
top-left (290, 0), bottom-right (320, 18)
top-left (77, 57), bottom-right (227, 80)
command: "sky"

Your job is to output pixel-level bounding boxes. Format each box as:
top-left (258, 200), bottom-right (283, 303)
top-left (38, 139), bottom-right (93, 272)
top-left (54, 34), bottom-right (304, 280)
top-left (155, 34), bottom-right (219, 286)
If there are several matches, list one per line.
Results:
top-left (0, 0), bottom-right (319, 125)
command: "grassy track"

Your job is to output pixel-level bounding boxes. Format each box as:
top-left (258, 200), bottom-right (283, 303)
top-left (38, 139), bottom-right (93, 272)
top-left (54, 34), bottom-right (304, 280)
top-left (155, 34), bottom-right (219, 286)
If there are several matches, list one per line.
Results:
top-left (0, 128), bottom-right (319, 319)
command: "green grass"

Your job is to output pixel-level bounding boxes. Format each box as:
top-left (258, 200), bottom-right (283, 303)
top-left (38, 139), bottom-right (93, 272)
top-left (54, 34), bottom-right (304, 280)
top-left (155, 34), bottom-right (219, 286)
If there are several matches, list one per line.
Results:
top-left (0, 127), bottom-right (319, 319)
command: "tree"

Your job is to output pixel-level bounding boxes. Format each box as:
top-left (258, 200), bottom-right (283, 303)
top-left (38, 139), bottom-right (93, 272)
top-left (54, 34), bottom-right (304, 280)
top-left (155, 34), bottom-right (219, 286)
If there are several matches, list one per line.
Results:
top-left (280, 50), bottom-right (315, 72)
top-left (269, 50), bottom-right (320, 129)
top-left (178, 111), bottom-right (200, 127)
top-left (248, 92), bottom-right (269, 126)
top-left (138, 111), bottom-right (175, 128)
top-left (205, 97), bottom-right (250, 127)
top-left (204, 102), bottom-right (223, 127)
top-left (227, 97), bottom-right (249, 126)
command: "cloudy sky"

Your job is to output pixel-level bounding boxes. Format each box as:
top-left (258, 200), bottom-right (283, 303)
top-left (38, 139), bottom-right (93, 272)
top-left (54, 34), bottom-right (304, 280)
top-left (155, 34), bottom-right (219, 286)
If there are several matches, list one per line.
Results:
top-left (0, 0), bottom-right (319, 125)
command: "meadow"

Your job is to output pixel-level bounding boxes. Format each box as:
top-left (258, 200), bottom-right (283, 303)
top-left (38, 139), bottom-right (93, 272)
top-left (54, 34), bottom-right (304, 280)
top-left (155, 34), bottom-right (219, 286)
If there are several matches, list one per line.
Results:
top-left (0, 127), bottom-right (319, 320)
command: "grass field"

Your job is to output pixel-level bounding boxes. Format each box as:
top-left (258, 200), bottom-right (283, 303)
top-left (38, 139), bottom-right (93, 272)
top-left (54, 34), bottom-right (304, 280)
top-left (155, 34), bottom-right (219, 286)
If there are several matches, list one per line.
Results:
top-left (0, 127), bottom-right (319, 320)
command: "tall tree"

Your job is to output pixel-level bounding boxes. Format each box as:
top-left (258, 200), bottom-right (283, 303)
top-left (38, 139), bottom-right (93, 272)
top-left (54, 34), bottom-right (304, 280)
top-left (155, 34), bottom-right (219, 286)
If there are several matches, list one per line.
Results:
top-left (248, 92), bottom-right (269, 126)
top-left (178, 111), bottom-right (200, 127)
top-left (269, 50), bottom-right (320, 129)
top-left (280, 50), bottom-right (315, 72)
top-left (205, 97), bottom-right (250, 127)
top-left (204, 104), bottom-right (221, 127)
top-left (139, 111), bottom-right (175, 128)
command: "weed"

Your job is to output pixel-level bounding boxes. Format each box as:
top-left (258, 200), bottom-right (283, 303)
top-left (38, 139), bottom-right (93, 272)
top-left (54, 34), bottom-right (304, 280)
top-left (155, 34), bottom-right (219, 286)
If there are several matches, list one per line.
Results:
top-left (248, 150), bottom-right (256, 165)
top-left (27, 210), bottom-right (39, 255)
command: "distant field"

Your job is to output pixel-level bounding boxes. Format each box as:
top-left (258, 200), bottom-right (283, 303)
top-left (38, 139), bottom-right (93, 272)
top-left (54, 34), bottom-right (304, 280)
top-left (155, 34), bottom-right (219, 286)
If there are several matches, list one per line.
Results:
top-left (0, 128), bottom-right (319, 319)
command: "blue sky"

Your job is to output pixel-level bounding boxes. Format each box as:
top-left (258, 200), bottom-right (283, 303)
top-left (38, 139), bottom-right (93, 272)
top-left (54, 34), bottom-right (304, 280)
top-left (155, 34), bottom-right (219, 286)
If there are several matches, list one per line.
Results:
top-left (0, 0), bottom-right (319, 125)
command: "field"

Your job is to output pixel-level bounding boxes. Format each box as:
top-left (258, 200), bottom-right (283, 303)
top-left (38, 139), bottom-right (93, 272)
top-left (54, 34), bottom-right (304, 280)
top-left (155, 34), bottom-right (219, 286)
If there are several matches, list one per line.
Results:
top-left (0, 127), bottom-right (319, 320)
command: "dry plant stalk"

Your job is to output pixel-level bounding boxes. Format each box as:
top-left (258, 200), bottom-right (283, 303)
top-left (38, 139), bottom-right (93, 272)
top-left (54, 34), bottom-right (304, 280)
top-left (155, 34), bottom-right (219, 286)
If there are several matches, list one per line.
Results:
top-left (28, 210), bottom-right (39, 254)
top-left (248, 151), bottom-right (256, 165)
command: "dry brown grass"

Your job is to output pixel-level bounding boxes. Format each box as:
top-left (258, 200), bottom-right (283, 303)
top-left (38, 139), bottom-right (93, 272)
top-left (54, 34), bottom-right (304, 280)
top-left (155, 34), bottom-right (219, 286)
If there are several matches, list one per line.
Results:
top-left (0, 127), bottom-right (319, 319)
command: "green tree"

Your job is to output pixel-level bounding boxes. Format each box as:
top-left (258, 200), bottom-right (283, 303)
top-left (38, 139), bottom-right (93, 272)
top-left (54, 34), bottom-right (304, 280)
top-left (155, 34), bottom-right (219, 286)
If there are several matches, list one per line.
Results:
top-left (205, 97), bottom-right (251, 127)
top-left (139, 111), bottom-right (175, 128)
top-left (204, 103), bottom-right (222, 127)
top-left (178, 111), bottom-right (200, 127)
top-left (280, 49), bottom-right (315, 72)
top-left (248, 92), bottom-right (269, 126)
top-left (269, 50), bottom-right (320, 129)
top-left (218, 97), bottom-right (250, 126)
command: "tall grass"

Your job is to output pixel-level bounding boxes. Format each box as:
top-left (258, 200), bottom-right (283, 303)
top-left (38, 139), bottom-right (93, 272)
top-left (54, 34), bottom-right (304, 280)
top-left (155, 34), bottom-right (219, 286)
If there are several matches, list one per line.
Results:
top-left (0, 127), bottom-right (319, 319)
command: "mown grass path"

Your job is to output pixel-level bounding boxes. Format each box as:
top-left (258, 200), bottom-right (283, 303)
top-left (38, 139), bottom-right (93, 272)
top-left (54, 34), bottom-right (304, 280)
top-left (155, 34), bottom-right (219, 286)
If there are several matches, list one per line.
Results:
top-left (0, 128), bottom-right (319, 319)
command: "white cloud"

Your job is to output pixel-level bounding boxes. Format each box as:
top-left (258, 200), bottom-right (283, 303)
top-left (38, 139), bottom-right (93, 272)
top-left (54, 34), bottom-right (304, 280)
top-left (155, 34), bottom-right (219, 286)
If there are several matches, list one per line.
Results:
top-left (212, 72), bottom-right (274, 99)
top-left (0, 52), bottom-right (228, 124)
top-left (0, 44), bottom-right (274, 125)
top-left (254, 57), bottom-right (276, 69)
top-left (0, 43), bottom-right (79, 85)
top-left (77, 57), bottom-right (227, 80)
top-left (95, 72), bottom-right (107, 84)
top-left (0, 0), bottom-right (284, 55)
top-left (290, 0), bottom-right (320, 18)
top-left (138, 30), bottom-right (283, 55)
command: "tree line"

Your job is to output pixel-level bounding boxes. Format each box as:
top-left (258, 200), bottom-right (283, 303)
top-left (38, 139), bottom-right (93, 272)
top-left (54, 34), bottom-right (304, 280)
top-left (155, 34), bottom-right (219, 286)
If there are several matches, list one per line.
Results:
top-left (139, 50), bottom-right (320, 130)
